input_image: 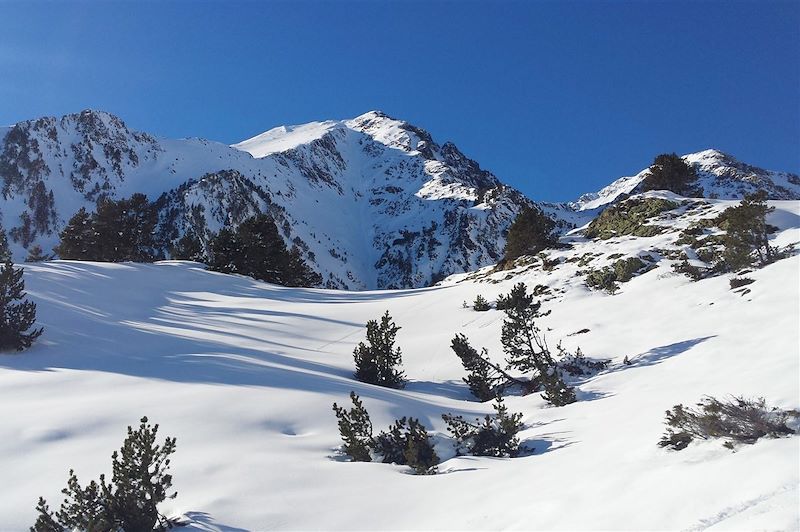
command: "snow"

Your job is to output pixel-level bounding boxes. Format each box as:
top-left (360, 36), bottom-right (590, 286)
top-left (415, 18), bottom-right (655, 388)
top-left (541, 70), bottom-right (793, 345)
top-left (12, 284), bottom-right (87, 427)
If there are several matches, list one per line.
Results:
top-left (1, 199), bottom-right (797, 530)
top-left (232, 121), bottom-right (340, 158)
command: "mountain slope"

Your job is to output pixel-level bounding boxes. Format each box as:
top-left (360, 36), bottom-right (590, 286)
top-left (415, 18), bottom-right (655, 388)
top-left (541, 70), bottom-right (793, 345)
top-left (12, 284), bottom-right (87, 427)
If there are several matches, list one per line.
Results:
top-left (0, 110), bottom-right (534, 289)
top-left (1, 197), bottom-right (797, 530)
top-left (572, 149), bottom-right (800, 211)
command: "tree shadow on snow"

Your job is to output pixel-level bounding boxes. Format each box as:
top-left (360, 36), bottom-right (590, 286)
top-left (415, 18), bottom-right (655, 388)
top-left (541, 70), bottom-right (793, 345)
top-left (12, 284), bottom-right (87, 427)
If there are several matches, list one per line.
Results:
top-left (605, 336), bottom-right (717, 373)
top-left (178, 511), bottom-right (249, 532)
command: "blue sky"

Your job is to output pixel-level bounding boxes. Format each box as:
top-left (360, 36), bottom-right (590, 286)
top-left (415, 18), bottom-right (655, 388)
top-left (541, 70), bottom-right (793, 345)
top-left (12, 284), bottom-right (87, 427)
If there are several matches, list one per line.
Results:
top-left (1, 0), bottom-right (798, 202)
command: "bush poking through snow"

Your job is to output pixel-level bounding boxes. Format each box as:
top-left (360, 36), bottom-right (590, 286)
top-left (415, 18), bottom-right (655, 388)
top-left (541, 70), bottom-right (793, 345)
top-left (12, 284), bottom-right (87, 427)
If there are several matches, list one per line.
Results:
top-left (374, 417), bottom-right (439, 474)
top-left (442, 397), bottom-right (526, 457)
top-left (729, 277), bottom-right (755, 289)
top-left (332, 392), bottom-right (374, 462)
top-left (0, 261), bottom-right (43, 352)
top-left (32, 417), bottom-right (177, 532)
top-left (658, 396), bottom-right (797, 451)
top-left (472, 294), bottom-right (490, 312)
top-left (353, 311), bottom-right (406, 389)
top-left (332, 393), bottom-right (439, 473)
top-left (556, 345), bottom-right (609, 377)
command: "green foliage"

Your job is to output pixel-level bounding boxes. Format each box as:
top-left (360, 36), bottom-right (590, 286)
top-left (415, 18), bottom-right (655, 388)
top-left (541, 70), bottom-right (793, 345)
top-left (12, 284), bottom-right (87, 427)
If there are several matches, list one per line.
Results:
top-left (729, 277), bottom-right (755, 289)
top-left (0, 261), bottom-right (43, 351)
top-left (495, 282), bottom-right (538, 313)
top-left (170, 231), bottom-right (206, 262)
top-left (719, 191), bottom-right (775, 271)
top-left (207, 214), bottom-right (321, 287)
top-left (585, 267), bottom-right (618, 293)
top-left (25, 244), bottom-right (50, 262)
top-left (0, 224), bottom-right (11, 262)
top-left (374, 417), bottom-right (439, 474)
top-left (556, 345), bottom-right (609, 377)
top-left (641, 153), bottom-right (702, 196)
top-left (613, 257), bottom-right (647, 282)
top-left (332, 393), bottom-right (438, 473)
top-left (502, 206), bottom-right (557, 263)
top-left (32, 417), bottom-right (177, 532)
top-left (659, 396), bottom-right (797, 451)
top-left (442, 397), bottom-right (525, 457)
top-left (353, 311), bottom-right (406, 389)
top-left (332, 392), bottom-right (374, 462)
top-left (584, 197), bottom-right (677, 240)
top-left (55, 194), bottom-right (159, 262)
top-left (501, 283), bottom-right (575, 405)
top-left (472, 294), bottom-right (490, 312)
top-left (451, 334), bottom-right (507, 402)
top-left (585, 257), bottom-right (647, 292)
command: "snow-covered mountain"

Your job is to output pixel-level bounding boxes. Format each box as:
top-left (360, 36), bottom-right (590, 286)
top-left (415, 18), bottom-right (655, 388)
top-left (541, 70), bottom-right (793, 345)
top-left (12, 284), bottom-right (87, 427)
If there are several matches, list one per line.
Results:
top-left (0, 110), bottom-right (535, 289)
top-left (2, 111), bottom-right (797, 289)
top-left (572, 149), bottom-right (800, 211)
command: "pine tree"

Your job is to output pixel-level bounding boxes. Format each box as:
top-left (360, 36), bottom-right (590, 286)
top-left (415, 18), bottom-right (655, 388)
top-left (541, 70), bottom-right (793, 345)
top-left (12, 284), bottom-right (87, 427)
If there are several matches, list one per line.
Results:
top-left (353, 311), bottom-right (406, 389)
top-left (0, 224), bottom-right (11, 262)
top-left (442, 396), bottom-right (525, 457)
top-left (93, 194), bottom-right (158, 262)
top-left (105, 417), bottom-right (177, 531)
top-left (501, 283), bottom-right (575, 406)
top-left (207, 228), bottom-right (242, 274)
top-left (373, 417), bottom-right (438, 474)
top-left (450, 333), bottom-right (524, 401)
top-left (0, 261), bottom-right (43, 351)
top-left (25, 245), bottom-right (49, 262)
top-left (32, 417), bottom-right (177, 532)
top-left (54, 208), bottom-right (96, 260)
top-left (502, 206), bottom-right (557, 263)
top-left (332, 391), bottom-right (374, 462)
top-left (207, 215), bottom-right (320, 287)
top-left (472, 294), bottom-right (490, 311)
top-left (720, 190), bottom-right (775, 271)
top-left (641, 153), bottom-right (702, 196)
top-left (281, 246), bottom-right (322, 287)
top-left (171, 231), bottom-right (206, 262)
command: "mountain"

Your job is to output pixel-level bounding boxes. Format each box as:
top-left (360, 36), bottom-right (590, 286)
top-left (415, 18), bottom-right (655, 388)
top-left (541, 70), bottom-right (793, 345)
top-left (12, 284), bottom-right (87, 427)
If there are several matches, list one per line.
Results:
top-left (0, 110), bottom-right (535, 289)
top-left (1, 111), bottom-right (797, 289)
top-left (572, 149), bottom-right (800, 211)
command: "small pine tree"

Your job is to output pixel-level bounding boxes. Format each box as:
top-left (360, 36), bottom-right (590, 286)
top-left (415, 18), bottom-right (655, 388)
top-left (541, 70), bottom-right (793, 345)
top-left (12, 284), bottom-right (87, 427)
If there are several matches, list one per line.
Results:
top-left (495, 282), bottom-right (539, 313)
top-left (720, 190), bottom-right (775, 271)
top-left (502, 206), bottom-right (557, 263)
top-left (442, 397), bottom-right (526, 457)
top-left (472, 294), bottom-right (490, 311)
top-left (332, 391), bottom-right (374, 462)
top-left (373, 417), bottom-right (439, 474)
top-left (281, 246), bottom-right (323, 287)
top-left (32, 417), bottom-right (176, 532)
top-left (353, 311), bottom-right (406, 389)
top-left (25, 244), bottom-right (49, 262)
top-left (501, 283), bottom-right (575, 405)
top-left (0, 261), bottom-right (43, 351)
top-left (641, 153), bottom-right (702, 196)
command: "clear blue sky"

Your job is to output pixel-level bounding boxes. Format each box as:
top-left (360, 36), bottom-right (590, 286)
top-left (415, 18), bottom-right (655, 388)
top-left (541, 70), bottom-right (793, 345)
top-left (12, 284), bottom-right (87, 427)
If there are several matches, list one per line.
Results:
top-left (1, 0), bottom-right (798, 202)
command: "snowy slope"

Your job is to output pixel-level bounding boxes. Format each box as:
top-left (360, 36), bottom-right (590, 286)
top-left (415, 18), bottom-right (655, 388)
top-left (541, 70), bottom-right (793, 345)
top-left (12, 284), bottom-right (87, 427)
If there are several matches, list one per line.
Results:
top-left (572, 149), bottom-right (800, 211)
top-left (0, 110), bottom-right (534, 289)
top-left (1, 198), bottom-right (797, 531)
